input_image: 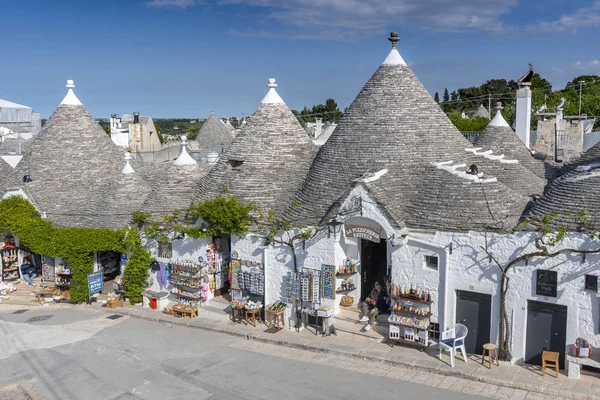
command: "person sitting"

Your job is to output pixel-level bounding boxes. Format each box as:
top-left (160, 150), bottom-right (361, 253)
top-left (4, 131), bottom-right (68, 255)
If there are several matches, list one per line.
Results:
top-left (358, 281), bottom-right (387, 331)
top-left (20, 256), bottom-right (37, 287)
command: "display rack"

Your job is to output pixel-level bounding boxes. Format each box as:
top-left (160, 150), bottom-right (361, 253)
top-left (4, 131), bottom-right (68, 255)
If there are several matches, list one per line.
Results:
top-left (170, 262), bottom-right (204, 307)
top-left (55, 264), bottom-right (72, 289)
top-left (388, 293), bottom-right (432, 349)
top-left (335, 259), bottom-right (358, 303)
top-left (2, 248), bottom-right (19, 282)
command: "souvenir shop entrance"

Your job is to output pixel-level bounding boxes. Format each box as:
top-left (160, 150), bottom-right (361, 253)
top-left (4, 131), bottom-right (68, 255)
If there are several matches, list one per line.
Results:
top-left (360, 238), bottom-right (388, 301)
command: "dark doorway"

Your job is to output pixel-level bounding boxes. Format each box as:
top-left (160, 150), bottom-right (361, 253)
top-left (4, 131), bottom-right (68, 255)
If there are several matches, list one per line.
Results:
top-left (360, 239), bottom-right (387, 301)
top-left (97, 251), bottom-right (121, 282)
top-left (526, 300), bottom-right (567, 370)
top-left (456, 290), bottom-right (492, 354)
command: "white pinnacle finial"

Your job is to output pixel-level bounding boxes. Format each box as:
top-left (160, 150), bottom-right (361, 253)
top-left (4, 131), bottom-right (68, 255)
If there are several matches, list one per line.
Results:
top-left (60, 79), bottom-right (83, 106)
top-left (261, 78), bottom-right (285, 104)
top-left (122, 152), bottom-right (135, 174)
top-left (382, 32), bottom-right (407, 66)
top-left (174, 135), bottom-right (197, 166)
top-left (489, 107), bottom-right (510, 128)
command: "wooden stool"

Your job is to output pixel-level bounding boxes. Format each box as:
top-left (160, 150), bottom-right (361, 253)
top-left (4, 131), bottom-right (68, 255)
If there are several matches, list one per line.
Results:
top-left (267, 309), bottom-right (285, 329)
top-left (231, 305), bottom-right (245, 323)
top-left (245, 308), bottom-right (262, 327)
top-left (482, 343), bottom-right (499, 369)
top-left (542, 350), bottom-right (559, 378)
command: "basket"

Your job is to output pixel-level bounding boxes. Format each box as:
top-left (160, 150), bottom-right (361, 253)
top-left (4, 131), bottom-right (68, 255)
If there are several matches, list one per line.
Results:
top-left (340, 295), bottom-right (354, 307)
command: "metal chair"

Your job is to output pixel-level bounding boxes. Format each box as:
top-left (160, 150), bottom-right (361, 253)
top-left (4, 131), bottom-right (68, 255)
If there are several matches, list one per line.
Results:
top-left (439, 323), bottom-right (469, 367)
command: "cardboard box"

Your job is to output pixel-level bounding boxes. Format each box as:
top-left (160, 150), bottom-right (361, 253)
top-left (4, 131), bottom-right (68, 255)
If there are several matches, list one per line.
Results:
top-left (106, 299), bottom-right (121, 309)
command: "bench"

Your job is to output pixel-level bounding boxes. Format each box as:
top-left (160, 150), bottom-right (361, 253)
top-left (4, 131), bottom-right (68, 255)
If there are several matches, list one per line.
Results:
top-left (567, 352), bottom-right (600, 379)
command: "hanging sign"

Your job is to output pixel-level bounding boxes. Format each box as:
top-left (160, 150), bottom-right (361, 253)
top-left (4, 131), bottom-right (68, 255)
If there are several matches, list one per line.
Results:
top-left (344, 225), bottom-right (381, 243)
top-left (536, 269), bottom-right (557, 297)
top-left (88, 272), bottom-right (104, 294)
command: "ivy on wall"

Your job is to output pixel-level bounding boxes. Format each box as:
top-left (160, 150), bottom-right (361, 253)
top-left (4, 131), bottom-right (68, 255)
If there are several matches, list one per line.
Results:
top-left (0, 196), bottom-right (151, 303)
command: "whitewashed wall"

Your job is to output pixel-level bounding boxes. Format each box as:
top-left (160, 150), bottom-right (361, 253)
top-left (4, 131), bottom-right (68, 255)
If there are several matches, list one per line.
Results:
top-left (144, 236), bottom-right (214, 300)
top-left (398, 231), bottom-right (600, 364)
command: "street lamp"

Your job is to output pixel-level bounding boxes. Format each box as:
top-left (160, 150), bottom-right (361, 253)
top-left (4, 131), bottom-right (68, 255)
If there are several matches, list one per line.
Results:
top-left (327, 217), bottom-right (344, 238)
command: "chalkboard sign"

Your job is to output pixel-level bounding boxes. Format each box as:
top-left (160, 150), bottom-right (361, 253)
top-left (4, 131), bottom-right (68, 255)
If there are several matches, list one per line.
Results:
top-left (536, 269), bottom-right (557, 297)
top-left (88, 272), bottom-right (104, 294)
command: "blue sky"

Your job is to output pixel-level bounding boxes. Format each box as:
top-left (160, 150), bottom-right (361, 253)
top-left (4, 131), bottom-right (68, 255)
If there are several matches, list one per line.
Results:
top-left (2, 0), bottom-right (599, 118)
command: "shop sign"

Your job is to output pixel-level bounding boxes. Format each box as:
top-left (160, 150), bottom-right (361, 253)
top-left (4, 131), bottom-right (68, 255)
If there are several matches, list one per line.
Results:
top-left (345, 225), bottom-right (381, 243)
top-left (536, 269), bottom-right (557, 297)
top-left (88, 271), bottom-right (104, 294)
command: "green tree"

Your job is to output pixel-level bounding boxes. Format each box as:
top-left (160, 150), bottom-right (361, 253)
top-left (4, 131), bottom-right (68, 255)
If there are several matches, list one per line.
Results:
top-left (434, 92), bottom-right (440, 103)
top-left (103, 126), bottom-right (111, 136)
top-left (293, 98), bottom-right (343, 124)
top-left (443, 88), bottom-right (450, 111)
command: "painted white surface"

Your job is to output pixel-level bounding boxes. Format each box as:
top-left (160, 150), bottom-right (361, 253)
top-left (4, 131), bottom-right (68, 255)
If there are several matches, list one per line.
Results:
top-left (465, 148), bottom-right (519, 164)
top-left (432, 161), bottom-right (498, 183)
top-left (111, 130), bottom-right (130, 148)
top-left (489, 110), bottom-right (510, 127)
top-left (515, 87), bottom-right (532, 148)
top-left (173, 136), bottom-right (197, 166)
top-left (60, 80), bottom-right (83, 106)
top-left (382, 48), bottom-right (407, 66)
top-left (121, 152), bottom-right (135, 174)
top-left (261, 78), bottom-right (285, 104)
top-left (394, 230), bottom-right (600, 364)
top-left (0, 155), bottom-right (21, 168)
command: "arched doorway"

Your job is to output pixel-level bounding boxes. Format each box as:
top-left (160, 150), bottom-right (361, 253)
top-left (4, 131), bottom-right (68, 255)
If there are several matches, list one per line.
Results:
top-left (343, 217), bottom-right (389, 301)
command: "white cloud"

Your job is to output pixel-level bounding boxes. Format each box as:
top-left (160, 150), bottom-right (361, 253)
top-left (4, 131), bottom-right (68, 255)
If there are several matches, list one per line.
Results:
top-left (527, 1), bottom-right (600, 33)
top-left (574, 60), bottom-right (600, 72)
top-left (220, 0), bottom-right (515, 34)
top-left (146, 0), bottom-right (202, 8)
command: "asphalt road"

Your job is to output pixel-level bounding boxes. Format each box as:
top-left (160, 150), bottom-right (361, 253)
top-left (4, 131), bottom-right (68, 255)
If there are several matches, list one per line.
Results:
top-left (0, 307), bottom-right (487, 400)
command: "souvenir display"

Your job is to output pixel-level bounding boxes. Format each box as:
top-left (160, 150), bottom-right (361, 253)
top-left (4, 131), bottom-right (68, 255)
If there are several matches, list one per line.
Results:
top-left (388, 281), bottom-right (433, 348)
top-left (42, 256), bottom-right (55, 284)
top-left (1, 247), bottom-right (19, 282)
top-left (230, 258), bottom-right (242, 290)
top-left (336, 279), bottom-right (356, 293)
top-left (170, 261), bottom-right (204, 306)
top-left (267, 302), bottom-right (287, 312)
top-left (245, 300), bottom-right (262, 310)
top-left (321, 264), bottom-right (335, 300)
top-left (284, 272), bottom-right (300, 303)
top-left (336, 258), bottom-right (358, 275)
top-left (54, 264), bottom-right (71, 290)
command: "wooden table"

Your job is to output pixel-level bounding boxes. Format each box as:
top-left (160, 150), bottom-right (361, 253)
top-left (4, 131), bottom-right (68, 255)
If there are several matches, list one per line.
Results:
top-left (231, 304), bottom-right (246, 323)
top-left (482, 343), bottom-right (499, 369)
top-left (171, 305), bottom-right (198, 318)
top-left (542, 350), bottom-right (560, 378)
top-left (266, 309), bottom-right (285, 329)
top-left (245, 308), bottom-right (262, 327)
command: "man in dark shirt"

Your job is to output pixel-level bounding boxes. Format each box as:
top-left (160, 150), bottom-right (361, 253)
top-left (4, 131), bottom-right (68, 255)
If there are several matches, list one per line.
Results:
top-left (20, 256), bottom-right (37, 286)
top-left (358, 281), bottom-right (387, 331)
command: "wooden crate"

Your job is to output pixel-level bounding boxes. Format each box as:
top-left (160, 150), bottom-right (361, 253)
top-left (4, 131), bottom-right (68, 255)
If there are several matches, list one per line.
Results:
top-left (106, 299), bottom-right (121, 309)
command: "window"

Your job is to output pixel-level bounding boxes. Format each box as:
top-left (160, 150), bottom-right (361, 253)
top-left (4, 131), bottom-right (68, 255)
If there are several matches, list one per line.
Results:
top-left (429, 322), bottom-right (440, 340)
top-left (424, 255), bottom-right (438, 270)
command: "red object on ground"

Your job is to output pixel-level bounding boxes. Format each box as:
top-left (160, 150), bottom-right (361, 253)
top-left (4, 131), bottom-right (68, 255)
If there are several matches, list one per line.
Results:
top-left (149, 298), bottom-right (157, 309)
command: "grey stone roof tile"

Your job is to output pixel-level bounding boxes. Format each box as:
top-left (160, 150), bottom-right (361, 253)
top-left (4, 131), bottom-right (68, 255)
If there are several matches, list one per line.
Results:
top-left (196, 113), bottom-right (235, 149)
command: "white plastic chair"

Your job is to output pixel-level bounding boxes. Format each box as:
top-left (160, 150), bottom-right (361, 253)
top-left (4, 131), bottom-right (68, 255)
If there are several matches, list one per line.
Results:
top-left (438, 323), bottom-right (468, 367)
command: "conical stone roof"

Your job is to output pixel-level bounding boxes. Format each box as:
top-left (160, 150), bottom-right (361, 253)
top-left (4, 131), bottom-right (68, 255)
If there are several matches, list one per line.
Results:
top-left (196, 112), bottom-right (235, 150)
top-left (473, 104), bottom-right (490, 119)
top-left (12, 80), bottom-right (125, 227)
top-left (527, 165), bottom-right (600, 231)
top-left (196, 78), bottom-right (316, 224)
top-left (291, 33), bottom-right (528, 230)
top-left (473, 107), bottom-right (550, 180)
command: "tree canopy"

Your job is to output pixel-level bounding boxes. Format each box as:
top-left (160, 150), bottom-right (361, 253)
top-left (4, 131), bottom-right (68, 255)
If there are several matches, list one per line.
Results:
top-left (292, 98), bottom-right (343, 124)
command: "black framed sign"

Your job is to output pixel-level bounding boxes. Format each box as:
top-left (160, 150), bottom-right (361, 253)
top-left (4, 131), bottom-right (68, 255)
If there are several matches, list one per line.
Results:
top-left (536, 269), bottom-right (557, 297)
top-left (585, 275), bottom-right (598, 291)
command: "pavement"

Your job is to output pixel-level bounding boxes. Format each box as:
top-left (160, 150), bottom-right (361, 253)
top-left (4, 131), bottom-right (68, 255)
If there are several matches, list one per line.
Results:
top-left (0, 307), bottom-right (486, 400)
top-left (103, 299), bottom-right (600, 400)
top-left (2, 295), bottom-right (600, 399)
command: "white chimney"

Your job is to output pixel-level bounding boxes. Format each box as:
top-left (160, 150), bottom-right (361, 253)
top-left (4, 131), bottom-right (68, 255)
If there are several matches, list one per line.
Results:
top-left (515, 64), bottom-right (533, 148)
top-left (315, 118), bottom-right (323, 138)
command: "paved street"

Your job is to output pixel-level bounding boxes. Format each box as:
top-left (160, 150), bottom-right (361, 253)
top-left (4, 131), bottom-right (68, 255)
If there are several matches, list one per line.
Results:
top-left (0, 307), bottom-right (488, 400)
